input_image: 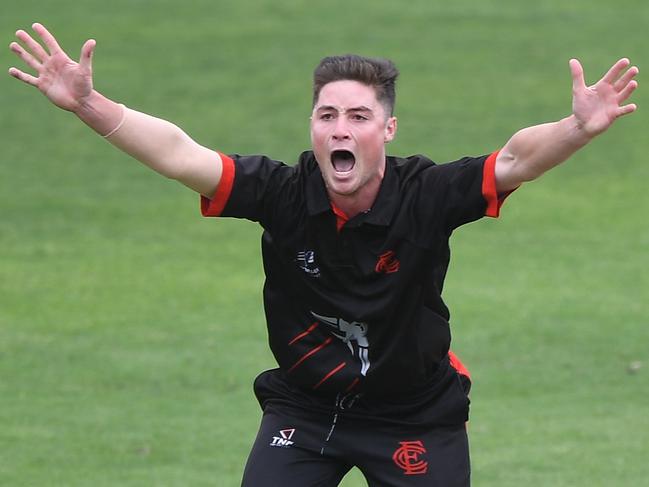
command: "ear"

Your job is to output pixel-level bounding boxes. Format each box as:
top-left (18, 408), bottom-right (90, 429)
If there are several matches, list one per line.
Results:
top-left (384, 116), bottom-right (397, 143)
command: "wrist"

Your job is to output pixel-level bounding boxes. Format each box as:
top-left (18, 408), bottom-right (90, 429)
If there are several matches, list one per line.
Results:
top-left (563, 114), bottom-right (595, 147)
top-left (74, 90), bottom-right (125, 136)
top-left (74, 89), bottom-right (101, 116)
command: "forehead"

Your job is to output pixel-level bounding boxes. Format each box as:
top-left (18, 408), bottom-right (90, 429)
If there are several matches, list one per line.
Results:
top-left (315, 80), bottom-right (381, 111)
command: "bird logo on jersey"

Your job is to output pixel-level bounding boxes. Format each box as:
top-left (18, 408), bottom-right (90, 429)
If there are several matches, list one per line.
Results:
top-left (311, 312), bottom-right (370, 376)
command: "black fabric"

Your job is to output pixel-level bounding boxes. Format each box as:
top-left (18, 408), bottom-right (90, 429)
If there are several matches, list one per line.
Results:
top-left (241, 395), bottom-right (470, 487)
top-left (218, 151), bottom-right (489, 404)
top-left (253, 354), bottom-right (471, 427)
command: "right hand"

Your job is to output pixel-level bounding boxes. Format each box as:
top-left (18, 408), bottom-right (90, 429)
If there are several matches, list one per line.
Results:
top-left (8, 23), bottom-right (96, 113)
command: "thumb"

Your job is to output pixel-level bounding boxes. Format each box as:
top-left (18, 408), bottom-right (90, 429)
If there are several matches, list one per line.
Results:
top-left (569, 58), bottom-right (585, 92)
top-left (79, 39), bottom-right (96, 72)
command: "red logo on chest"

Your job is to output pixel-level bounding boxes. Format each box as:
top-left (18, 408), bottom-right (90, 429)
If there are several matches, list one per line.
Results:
top-left (392, 440), bottom-right (428, 475)
top-left (375, 250), bottom-right (400, 274)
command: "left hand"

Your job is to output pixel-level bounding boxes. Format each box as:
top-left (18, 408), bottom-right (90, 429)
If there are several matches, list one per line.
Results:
top-left (570, 58), bottom-right (638, 137)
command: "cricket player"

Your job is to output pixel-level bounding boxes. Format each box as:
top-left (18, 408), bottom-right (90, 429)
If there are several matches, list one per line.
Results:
top-left (9, 23), bottom-right (638, 486)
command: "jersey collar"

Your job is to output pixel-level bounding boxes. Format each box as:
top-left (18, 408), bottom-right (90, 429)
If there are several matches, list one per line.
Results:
top-left (304, 151), bottom-right (398, 228)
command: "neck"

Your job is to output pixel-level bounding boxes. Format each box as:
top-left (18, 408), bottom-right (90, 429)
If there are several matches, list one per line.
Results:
top-left (327, 176), bottom-right (382, 219)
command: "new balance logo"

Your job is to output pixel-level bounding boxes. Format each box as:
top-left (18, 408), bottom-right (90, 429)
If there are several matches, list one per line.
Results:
top-left (270, 428), bottom-right (295, 448)
top-left (296, 250), bottom-right (321, 277)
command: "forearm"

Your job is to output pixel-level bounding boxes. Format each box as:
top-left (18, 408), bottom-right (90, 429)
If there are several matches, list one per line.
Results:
top-left (76, 90), bottom-right (221, 197)
top-left (495, 115), bottom-right (593, 191)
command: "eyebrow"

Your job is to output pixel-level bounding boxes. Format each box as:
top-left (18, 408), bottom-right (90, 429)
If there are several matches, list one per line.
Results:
top-left (314, 105), bottom-right (374, 114)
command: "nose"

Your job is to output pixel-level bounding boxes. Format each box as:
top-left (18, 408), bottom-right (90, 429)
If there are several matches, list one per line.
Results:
top-left (332, 117), bottom-right (351, 140)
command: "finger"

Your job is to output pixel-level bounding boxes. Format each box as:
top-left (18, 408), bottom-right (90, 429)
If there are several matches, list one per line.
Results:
top-left (614, 65), bottom-right (639, 92)
top-left (15, 28), bottom-right (49, 61)
top-left (8, 67), bottom-right (39, 87)
top-left (617, 79), bottom-right (638, 104)
top-left (569, 58), bottom-right (585, 91)
top-left (9, 41), bottom-right (42, 72)
top-left (616, 103), bottom-right (637, 118)
top-left (79, 39), bottom-right (96, 72)
top-left (601, 58), bottom-right (630, 85)
top-left (32, 22), bottom-right (63, 54)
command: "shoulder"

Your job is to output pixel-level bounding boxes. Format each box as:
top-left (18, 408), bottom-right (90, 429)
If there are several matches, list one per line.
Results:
top-left (388, 154), bottom-right (449, 192)
top-left (389, 154), bottom-right (437, 172)
top-left (390, 153), bottom-right (489, 185)
top-left (224, 152), bottom-right (316, 192)
top-left (389, 154), bottom-right (436, 182)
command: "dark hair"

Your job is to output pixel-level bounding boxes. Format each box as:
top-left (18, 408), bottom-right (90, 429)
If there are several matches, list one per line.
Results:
top-left (312, 54), bottom-right (399, 116)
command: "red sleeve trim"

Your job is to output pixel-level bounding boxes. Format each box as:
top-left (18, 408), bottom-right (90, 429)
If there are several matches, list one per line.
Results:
top-left (448, 351), bottom-right (471, 379)
top-left (482, 149), bottom-right (516, 218)
top-left (482, 150), bottom-right (501, 218)
top-left (201, 153), bottom-right (235, 217)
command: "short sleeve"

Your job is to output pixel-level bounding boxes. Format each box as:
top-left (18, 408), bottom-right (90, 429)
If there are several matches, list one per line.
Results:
top-left (432, 150), bottom-right (505, 231)
top-left (481, 150), bottom-right (511, 218)
top-left (200, 154), bottom-right (296, 226)
top-left (201, 153), bottom-right (235, 217)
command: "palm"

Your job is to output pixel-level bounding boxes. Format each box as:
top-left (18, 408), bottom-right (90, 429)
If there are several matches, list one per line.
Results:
top-left (39, 52), bottom-right (93, 111)
top-left (9, 23), bottom-right (95, 112)
top-left (570, 58), bottom-right (638, 137)
top-left (574, 84), bottom-right (617, 134)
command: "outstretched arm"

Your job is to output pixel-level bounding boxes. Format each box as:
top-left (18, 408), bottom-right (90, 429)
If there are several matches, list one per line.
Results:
top-left (8, 23), bottom-right (221, 198)
top-left (494, 58), bottom-right (639, 193)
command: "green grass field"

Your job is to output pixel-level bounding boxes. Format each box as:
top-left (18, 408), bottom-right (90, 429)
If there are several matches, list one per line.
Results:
top-left (1, 0), bottom-right (648, 485)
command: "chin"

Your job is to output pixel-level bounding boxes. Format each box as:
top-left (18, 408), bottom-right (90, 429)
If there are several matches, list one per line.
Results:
top-left (326, 179), bottom-right (358, 197)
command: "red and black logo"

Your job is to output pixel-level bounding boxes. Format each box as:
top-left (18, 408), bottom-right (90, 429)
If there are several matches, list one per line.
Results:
top-left (375, 250), bottom-right (400, 274)
top-left (392, 440), bottom-right (428, 475)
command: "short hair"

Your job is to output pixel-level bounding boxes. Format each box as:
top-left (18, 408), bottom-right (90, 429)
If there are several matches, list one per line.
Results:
top-left (312, 54), bottom-right (399, 116)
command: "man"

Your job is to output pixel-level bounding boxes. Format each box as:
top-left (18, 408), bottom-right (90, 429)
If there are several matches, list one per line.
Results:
top-left (9, 23), bottom-right (638, 487)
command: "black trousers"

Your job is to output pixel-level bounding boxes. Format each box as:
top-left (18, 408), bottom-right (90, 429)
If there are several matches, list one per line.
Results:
top-left (241, 399), bottom-right (470, 487)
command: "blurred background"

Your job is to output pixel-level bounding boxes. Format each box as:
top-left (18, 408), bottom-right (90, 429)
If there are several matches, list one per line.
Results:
top-left (1, 1), bottom-right (647, 485)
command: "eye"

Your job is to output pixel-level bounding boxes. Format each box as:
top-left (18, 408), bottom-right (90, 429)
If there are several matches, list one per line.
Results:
top-left (319, 112), bottom-right (335, 121)
top-left (350, 113), bottom-right (369, 121)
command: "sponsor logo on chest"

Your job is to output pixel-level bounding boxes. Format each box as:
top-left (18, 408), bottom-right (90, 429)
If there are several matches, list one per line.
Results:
top-left (295, 250), bottom-right (321, 278)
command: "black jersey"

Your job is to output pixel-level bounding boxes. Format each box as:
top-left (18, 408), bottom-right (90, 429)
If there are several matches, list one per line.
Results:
top-left (202, 150), bottom-right (503, 407)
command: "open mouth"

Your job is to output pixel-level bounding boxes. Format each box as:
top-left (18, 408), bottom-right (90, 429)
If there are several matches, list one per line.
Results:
top-left (331, 150), bottom-right (356, 173)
